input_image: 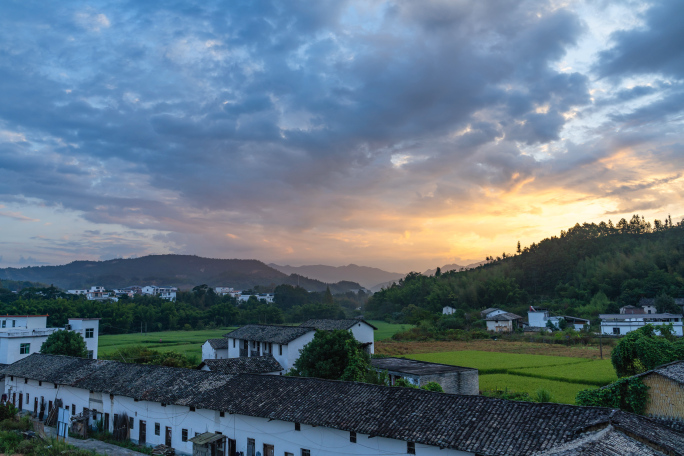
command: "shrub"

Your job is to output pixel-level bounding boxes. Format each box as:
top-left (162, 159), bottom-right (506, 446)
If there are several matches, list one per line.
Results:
top-left (576, 377), bottom-right (649, 414)
top-left (534, 389), bottom-right (553, 403)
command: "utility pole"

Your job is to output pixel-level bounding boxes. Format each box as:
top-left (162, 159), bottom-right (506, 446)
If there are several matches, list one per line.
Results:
top-left (599, 331), bottom-right (603, 359)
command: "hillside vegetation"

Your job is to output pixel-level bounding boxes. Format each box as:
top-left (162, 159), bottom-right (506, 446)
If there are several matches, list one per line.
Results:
top-left (0, 254), bottom-right (361, 292)
top-left (367, 215), bottom-right (684, 324)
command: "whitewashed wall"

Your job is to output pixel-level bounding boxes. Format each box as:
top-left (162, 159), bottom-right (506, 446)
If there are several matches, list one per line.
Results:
top-left (349, 322), bottom-right (375, 354)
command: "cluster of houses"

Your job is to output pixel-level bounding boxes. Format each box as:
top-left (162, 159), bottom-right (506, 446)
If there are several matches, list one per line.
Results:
top-left (65, 285), bottom-right (276, 304)
top-left (444, 298), bottom-right (684, 336)
top-left (2, 314), bottom-right (683, 455)
top-left (67, 285), bottom-right (178, 302)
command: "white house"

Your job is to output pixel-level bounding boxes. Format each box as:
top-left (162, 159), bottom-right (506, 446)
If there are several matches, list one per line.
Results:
top-left (201, 339), bottom-right (229, 360)
top-left (299, 319), bottom-right (377, 354)
top-left (67, 286), bottom-right (117, 301)
top-left (443, 306), bottom-right (456, 315)
top-left (3, 353), bottom-right (681, 456)
top-left (142, 286), bottom-right (177, 301)
top-left (527, 307), bottom-right (589, 331)
top-left (0, 315), bottom-right (99, 364)
top-left (224, 325), bottom-right (315, 373)
top-left (599, 313), bottom-right (683, 336)
top-left (480, 308), bottom-right (507, 319)
top-left (238, 293), bottom-right (275, 303)
top-left (214, 287), bottom-right (242, 299)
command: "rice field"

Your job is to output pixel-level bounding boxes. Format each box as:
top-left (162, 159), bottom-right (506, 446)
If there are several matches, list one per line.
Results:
top-left (405, 350), bottom-right (615, 404)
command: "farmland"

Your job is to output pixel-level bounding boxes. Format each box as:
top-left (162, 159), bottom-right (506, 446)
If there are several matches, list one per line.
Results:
top-left (405, 350), bottom-right (615, 404)
top-left (98, 320), bottom-right (408, 359)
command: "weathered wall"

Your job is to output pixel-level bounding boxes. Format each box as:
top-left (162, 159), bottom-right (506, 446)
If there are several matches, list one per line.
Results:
top-left (420, 370), bottom-right (479, 396)
top-left (643, 373), bottom-right (684, 420)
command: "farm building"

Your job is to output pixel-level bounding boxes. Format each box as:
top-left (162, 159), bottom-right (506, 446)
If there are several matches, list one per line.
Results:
top-left (201, 338), bottom-right (229, 360)
top-left (3, 353), bottom-right (684, 456)
top-left (224, 325), bottom-right (314, 372)
top-left (634, 361), bottom-right (684, 422)
top-left (370, 357), bottom-right (478, 395)
top-left (527, 307), bottom-right (589, 331)
top-left (599, 313), bottom-right (683, 336)
top-left (481, 308), bottom-right (506, 319)
top-left (443, 306), bottom-right (456, 315)
top-left (485, 312), bottom-right (523, 332)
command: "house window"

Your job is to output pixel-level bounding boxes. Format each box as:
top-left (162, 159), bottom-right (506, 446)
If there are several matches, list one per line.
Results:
top-left (24, 378), bottom-right (28, 384)
top-left (12, 320), bottom-right (16, 327)
top-left (182, 429), bottom-right (188, 442)
top-left (1, 320), bottom-right (5, 328)
top-left (233, 339), bottom-right (236, 348)
top-left (25, 393), bottom-right (29, 403)
top-left (279, 344), bottom-right (282, 356)
top-left (85, 328), bottom-right (94, 338)
top-left (350, 431), bottom-right (357, 443)
top-left (301, 450), bottom-right (310, 456)
top-left (88, 350), bottom-right (94, 359)
top-left (613, 327), bottom-right (620, 335)
top-left (220, 411), bottom-right (225, 417)
top-left (285, 453), bottom-right (294, 456)
top-left (247, 438), bottom-right (255, 456)
top-left (20, 343), bottom-right (30, 354)
top-left (407, 442), bottom-right (415, 454)
top-left (295, 422), bottom-right (301, 431)
top-left (190, 406), bottom-right (196, 412)
top-left (129, 417), bottom-right (134, 430)
top-left (155, 423), bottom-right (160, 435)
top-left (39, 381), bottom-right (42, 386)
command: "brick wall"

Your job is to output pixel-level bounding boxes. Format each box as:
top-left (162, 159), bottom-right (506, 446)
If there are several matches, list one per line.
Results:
top-left (643, 373), bottom-right (684, 420)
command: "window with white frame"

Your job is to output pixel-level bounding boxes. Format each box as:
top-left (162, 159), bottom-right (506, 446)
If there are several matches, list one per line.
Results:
top-left (20, 343), bottom-right (30, 354)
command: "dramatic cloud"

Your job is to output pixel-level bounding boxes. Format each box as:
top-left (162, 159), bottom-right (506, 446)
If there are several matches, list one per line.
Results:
top-left (0, 0), bottom-right (682, 271)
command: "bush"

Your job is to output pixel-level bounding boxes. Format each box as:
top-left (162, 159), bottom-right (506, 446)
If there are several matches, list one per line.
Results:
top-left (576, 377), bottom-right (649, 414)
top-left (0, 403), bottom-right (18, 421)
top-left (533, 389), bottom-right (553, 403)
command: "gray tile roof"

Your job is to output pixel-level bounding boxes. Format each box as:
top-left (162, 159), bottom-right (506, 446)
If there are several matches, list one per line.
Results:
top-left (206, 338), bottom-right (228, 349)
top-left (223, 325), bottom-right (314, 344)
top-left (635, 360), bottom-right (684, 386)
top-left (198, 356), bottom-right (282, 374)
top-left (371, 357), bottom-right (476, 375)
top-left (300, 318), bottom-right (378, 331)
top-left (531, 425), bottom-right (669, 456)
top-left (4, 354), bottom-right (684, 456)
top-left (485, 312), bottom-right (523, 321)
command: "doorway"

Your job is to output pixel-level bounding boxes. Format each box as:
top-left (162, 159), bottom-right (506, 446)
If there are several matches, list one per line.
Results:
top-left (165, 426), bottom-right (172, 447)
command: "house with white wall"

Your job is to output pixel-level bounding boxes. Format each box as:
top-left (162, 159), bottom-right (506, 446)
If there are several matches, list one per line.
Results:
top-left (527, 307), bottom-right (589, 331)
top-left (224, 325), bottom-right (315, 373)
top-left (485, 312), bottom-right (523, 332)
top-left (238, 292), bottom-right (275, 303)
top-left (599, 313), bottom-right (683, 336)
top-left (480, 308), bottom-right (506, 319)
top-left (443, 306), bottom-right (456, 315)
top-left (3, 353), bottom-right (683, 456)
top-left (142, 286), bottom-right (177, 301)
top-left (0, 316), bottom-right (99, 364)
top-left (201, 339), bottom-right (229, 361)
top-left (300, 319), bottom-right (377, 354)
top-left (67, 286), bottom-right (117, 301)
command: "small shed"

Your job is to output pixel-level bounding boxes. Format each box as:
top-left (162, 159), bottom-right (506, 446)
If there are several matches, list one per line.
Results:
top-left (189, 432), bottom-right (226, 456)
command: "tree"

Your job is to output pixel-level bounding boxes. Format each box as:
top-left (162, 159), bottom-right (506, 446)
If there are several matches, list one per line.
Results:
top-left (40, 330), bottom-right (88, 358)
top-left (610, 324), bottom-right (681, 377)
top-left (291, 330), bottom-right (370, 381)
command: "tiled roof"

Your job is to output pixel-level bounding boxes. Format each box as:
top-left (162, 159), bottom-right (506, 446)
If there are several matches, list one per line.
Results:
top-left (481, 307), bottom-right (501, 316)
top-left (370, 357), bottom-right (476, 375)
top-left (531, 425), bottom-right (668, 456)
top-left (485, 312), bottom-right (523, 321)
top-left (300, 319), bottom-right (378, 331)
top-left (224, 325), bottom-right (314, 344)
top-left (206, 338), bottom-right (228, 349)
top-left (635, 360), bottom-right (684, 386)
top-left (4, 354), bottom-right (684, 456)
top-left (198, 356), bottom-right (282, 374)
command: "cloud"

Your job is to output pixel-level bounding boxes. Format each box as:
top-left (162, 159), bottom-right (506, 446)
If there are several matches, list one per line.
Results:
top-left (0, 0), bottom-right (681, 271)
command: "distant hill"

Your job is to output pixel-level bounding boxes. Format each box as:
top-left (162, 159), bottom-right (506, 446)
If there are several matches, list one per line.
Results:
top-left (0, 255), bottom-right (362, 293)
top-left (423, 261), bottom-right (486, 276)
top-left (268, 263), bottom-right (405, 289)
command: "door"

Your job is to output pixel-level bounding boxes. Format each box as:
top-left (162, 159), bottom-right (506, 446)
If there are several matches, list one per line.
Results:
top-left (34, 398), bottom-right (38, 415)
top-left (12, 393), bottom-right (15, 406)
top-left (139, 420), bottom-right (146, 444)
top-left (18, 393), bottom-right (22, 410)
top-left (104, 413), bottom-right (109, 432)
top-left (263, 444), bottom-right (274, 456)
top-left (227, 438), bottom-right (236, 456)
top-left (165, 426), bottom-right (172, 447)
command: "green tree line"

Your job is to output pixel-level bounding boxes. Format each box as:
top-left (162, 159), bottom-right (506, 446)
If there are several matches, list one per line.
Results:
top-left (367, 215), bottom-right (684, 324)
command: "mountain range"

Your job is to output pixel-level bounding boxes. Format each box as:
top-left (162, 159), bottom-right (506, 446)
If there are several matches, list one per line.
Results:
top-left (0, 255), bottom-right (363, 293)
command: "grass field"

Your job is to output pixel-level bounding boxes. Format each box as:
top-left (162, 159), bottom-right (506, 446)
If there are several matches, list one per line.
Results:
top-left (479, 374), bottom-right (598, 404)
top-left (405, 350), bottom-right (614, 404)
top-left (98, 320), bottom-right (409, 358)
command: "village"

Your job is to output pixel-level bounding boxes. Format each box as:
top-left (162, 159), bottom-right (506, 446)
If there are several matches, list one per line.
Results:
top-left (1, 309), bottom-right (683, 456)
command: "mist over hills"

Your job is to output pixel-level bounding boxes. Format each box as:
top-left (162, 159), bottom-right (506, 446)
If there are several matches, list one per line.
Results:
top-left (0, 255), bottom-right (362, 293)
top-left (268, 263), bottom-right (406, 289)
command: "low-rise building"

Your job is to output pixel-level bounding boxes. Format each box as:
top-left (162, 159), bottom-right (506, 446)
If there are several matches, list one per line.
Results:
top-left (528, 307), bottom-right (589, 331)
top-left (443, 306), bottom-right (456, 315)
top-left (0, 316), bottom-right (99, 364)
top-left (238, 292), bottom-right (275, 303)
top-left (300, 318), bottom-right (377, 354)
top-left (142, 286), bottom-right (177, 301)
top-left (201, 338), bottom-right (228, 360)
top-left (599, 313), bottom-right (683, 336)
top-left (481, 308), bottom-right (506, 319)
top-left (3, 353), bottom-right (684, 456)
top-left (635, 361), bottom-right (684, 422)
top-left (370, 357), bottom-right (478, 395)
top-left (67, 286), bottom-right (117, 301)
top-left (485, 312), bottom-right (523, 332)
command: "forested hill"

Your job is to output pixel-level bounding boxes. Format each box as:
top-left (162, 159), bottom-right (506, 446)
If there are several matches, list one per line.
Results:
top-left (367, 215), bottom-right (684, 322)
top-left (0, 255), bottom-right (362, 293)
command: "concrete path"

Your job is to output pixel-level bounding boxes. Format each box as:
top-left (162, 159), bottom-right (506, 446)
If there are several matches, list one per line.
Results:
top-left (66, 437), bottom-right (149, 456)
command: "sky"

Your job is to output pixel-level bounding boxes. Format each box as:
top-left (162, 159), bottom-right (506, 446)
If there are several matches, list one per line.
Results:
top-left (0, 0), bottom-right (682, 273)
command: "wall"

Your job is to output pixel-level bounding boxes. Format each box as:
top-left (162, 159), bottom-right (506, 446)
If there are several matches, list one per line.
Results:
top-left (0, 334), bottom-right (50, 364)
top-left (528, 311), bottom-right (547, 328)
top-left (3, 376), bottom-right (90, 417)
top-left (486, 320), bottom-right (511, 332)
top-left (283, 333), bottom-right (315, 371)
top-left (384, 370), bottom-right (479, 395)
top-left (202, 342), bottom-right (215, 361)
top-left (600, 321), bottom-right (684, 336)
top-left (350, 322), bottom-right (375, 354)
top-left (643, 373), bottom-right (684, 421)
top-left (68, 319), bottom-right (99, 359)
